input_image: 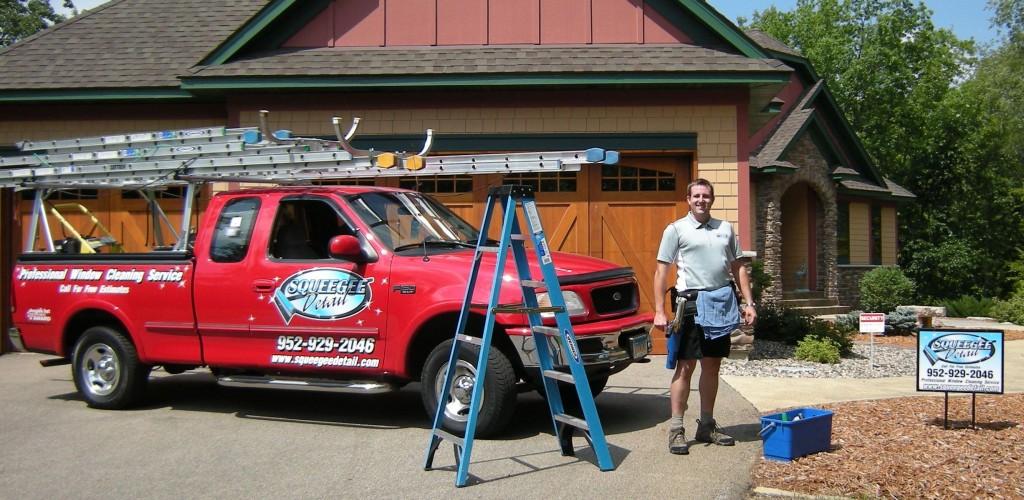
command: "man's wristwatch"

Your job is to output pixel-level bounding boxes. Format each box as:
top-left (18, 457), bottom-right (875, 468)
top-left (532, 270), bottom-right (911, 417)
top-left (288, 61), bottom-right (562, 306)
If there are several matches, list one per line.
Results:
top-left (743, 303), bottom-right (756, 309)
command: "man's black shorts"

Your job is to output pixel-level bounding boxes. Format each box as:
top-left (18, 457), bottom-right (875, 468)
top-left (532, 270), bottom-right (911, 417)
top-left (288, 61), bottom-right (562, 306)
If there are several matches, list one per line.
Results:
top-left (676, 314), bottom-right (731, 359)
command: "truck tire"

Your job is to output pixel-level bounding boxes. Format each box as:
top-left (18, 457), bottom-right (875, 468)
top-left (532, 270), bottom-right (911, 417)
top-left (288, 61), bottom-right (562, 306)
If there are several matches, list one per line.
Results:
top-left (421, 339), bottom-right (517, 438)
top-left (72, 326), bottom-right (151, 409)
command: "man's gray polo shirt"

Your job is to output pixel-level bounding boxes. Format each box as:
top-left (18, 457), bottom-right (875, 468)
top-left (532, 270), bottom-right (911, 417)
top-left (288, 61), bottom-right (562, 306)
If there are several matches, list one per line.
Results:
top-left (657, 212), bottom-right (742, 291)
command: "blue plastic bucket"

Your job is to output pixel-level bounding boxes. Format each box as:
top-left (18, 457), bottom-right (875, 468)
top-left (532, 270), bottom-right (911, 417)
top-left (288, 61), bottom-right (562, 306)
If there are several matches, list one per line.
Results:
top-left (759, 408), bottom-right (833, 461)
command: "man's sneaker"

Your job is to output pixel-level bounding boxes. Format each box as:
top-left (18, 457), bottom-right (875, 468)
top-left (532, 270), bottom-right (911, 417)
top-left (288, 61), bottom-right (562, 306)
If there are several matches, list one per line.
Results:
top-left (668, 427), bottom-right (689, 455)
top-left (695, 418), bottom-right (735, 446)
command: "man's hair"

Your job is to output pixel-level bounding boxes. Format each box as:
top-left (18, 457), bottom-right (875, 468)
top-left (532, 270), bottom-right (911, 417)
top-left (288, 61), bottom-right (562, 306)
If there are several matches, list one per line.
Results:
top-left (686, 178), bottom-right (715, 198)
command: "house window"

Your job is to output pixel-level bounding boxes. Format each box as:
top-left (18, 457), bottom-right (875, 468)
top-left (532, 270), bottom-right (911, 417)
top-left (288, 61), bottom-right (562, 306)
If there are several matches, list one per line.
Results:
top-left (870, 204), bottom-right (882, 265)
top-left (503, 172), bottom-right (577, 192)
top-left (20, 189), bottom-right (99, 200)
top-left (313, 179), bottom-right (377, 186)
top-left (601, 164), bottom-right (675, 192)
top-left (837, 202), bottom-right (850, 264)
top-left (121, 187), bottom-right (189, 199)
top-left (399, 175), bottom-right (472, 193)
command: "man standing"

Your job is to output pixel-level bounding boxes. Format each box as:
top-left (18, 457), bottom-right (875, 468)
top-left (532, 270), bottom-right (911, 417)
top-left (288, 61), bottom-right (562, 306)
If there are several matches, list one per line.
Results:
top-left (654, 178), bottom-right (756, 455)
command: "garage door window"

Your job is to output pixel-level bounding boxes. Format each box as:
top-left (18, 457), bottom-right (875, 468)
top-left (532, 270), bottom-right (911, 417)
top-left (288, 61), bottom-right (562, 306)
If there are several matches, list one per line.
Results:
top-left (400, 175), bottom-right (472, 193)
top-left (502, 172), bottom-right (577, 192)
top-left (601, 164), bottom-right (675, 192)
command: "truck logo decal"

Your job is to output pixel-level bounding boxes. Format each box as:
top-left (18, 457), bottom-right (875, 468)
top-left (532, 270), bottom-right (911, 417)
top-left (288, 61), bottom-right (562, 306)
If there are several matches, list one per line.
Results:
top-left (273, 268), bottom-right (374, 323)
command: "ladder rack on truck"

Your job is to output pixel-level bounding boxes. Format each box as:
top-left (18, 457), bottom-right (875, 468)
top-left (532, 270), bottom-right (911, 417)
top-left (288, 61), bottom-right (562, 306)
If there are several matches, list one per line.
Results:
top-left (0, 111), bottom-right (618, 253)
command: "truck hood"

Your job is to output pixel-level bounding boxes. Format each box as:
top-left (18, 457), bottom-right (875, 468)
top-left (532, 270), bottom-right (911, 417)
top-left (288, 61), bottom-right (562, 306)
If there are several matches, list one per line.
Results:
top-left (423, 249), bottom-right (625, 282)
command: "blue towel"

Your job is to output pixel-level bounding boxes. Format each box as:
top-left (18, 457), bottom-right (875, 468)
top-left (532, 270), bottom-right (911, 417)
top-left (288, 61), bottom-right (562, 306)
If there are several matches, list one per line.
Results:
top-left (696, 285), bottom-right (740, 340)
top-left (665, 322), bottom-right (682, 370)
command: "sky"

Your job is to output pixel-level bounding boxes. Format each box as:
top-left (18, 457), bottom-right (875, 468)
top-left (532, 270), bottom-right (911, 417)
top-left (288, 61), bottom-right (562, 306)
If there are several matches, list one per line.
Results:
top-left (52, 0), bottom-right (1002, 46)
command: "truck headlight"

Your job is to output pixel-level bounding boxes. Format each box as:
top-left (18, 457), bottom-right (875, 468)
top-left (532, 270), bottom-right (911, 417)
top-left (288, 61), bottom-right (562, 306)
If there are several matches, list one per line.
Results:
top-left (536, 291), bottom-right (587, 318)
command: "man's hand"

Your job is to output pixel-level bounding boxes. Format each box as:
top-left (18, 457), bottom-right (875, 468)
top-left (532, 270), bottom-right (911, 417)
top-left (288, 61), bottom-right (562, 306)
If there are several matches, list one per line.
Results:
top-left (654, 311), bottom-right (668, 331)
top-left (741, 304), bottom-right (757, 326)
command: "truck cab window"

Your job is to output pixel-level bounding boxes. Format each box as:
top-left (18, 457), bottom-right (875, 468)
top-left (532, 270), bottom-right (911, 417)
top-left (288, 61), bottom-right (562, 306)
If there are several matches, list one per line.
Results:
top-left (210, 197), bottom-right (260, 263)
top-left (270, 199), bottom-right (353, 260)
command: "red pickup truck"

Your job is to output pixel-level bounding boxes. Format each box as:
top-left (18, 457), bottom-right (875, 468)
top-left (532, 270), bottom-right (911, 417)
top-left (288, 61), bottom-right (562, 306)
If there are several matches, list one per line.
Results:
top-left (10, 185), bottom-right (652, 435)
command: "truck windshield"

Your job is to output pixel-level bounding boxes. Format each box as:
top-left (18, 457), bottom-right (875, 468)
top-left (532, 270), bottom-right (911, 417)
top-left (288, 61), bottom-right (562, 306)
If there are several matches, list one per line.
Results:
top-left (345, 191), bottom-right (481, 251)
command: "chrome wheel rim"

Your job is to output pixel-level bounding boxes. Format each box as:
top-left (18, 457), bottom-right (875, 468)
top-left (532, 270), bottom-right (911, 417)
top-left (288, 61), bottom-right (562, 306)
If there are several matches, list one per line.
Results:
top-left (80, 343), bottom-right (120, 396)
top-left (435, 359), bottom-right (482, 423)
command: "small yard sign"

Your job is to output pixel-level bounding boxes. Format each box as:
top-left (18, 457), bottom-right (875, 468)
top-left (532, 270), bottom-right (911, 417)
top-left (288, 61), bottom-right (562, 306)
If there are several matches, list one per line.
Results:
top-left (859, 313), bottom-right (885, 333)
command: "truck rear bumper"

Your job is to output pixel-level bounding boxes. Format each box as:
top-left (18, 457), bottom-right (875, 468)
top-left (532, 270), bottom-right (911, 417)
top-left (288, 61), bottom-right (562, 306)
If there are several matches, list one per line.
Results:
top-left (506, 320), bottom-right (652, 371)
top-left (7, 327), bottom-right (26, 352)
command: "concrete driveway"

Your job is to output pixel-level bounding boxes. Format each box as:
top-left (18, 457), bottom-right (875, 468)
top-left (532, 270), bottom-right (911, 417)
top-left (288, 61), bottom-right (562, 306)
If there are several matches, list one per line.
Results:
top-left (0, 353), bottom-right (762, 499)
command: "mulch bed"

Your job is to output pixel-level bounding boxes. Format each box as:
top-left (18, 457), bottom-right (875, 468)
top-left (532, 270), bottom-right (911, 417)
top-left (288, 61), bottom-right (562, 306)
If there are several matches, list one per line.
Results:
top-left (753, 394), bottom-right (1024, 498)
top-left (852, 329), bottom-right (1024, 349)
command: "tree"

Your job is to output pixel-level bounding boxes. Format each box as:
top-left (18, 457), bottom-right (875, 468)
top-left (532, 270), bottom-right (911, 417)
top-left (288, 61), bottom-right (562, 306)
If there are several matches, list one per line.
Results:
top-left (744, 0), bottom-right (1024, 300)
top-left (0, 0), bottom-right (74, 47)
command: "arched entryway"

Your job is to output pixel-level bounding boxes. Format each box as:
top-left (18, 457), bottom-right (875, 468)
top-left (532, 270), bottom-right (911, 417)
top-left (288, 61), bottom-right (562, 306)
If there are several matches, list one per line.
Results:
top-left (780, 182), bottom-right (825, 292)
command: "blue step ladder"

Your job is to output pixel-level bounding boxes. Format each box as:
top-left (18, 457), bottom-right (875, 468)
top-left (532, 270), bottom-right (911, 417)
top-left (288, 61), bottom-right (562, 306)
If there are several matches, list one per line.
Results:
top-left (424, 183), bottom-right (615, 487)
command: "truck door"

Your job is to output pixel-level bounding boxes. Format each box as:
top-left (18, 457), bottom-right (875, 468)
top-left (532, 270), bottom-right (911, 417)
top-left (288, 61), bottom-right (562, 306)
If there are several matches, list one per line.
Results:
top-left (248, 196), bottom-right (387, 372)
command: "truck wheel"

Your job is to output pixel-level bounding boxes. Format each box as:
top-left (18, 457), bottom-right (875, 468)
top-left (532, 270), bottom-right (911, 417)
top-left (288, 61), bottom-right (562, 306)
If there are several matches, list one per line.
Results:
top-left (421, 339), bottom-right (517, 437)
top-left (72, 326), bottom-right (151, 409)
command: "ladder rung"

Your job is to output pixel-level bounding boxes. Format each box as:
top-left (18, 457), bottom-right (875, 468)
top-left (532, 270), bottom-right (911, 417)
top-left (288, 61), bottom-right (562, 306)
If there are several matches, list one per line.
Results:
top-left (554, 413), bottom-right (590, 432)
top-left (455, 334), bottom-right (482, 346)
top-left (520, 279), bottom-right (545, 288)
top-left (477, 246), bottom-right (500, 253)
top-left (510, 234), bottom-right (527, 240)
top-left (433, 429), bottom-right (465, 447)
top-left (531, 325), bottom-right (559, 337)
top-left (543, 369), bottom-right (575, 384)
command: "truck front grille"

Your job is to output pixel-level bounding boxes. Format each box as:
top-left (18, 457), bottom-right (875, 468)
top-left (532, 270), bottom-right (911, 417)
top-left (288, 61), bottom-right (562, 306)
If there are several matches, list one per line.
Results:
top-left (590, 282), bottom-right (638, 315)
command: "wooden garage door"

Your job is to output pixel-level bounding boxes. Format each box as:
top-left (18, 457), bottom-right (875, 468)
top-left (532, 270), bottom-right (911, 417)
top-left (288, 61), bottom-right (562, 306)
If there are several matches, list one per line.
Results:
top-left (527, 155), bottom-right (692, 353)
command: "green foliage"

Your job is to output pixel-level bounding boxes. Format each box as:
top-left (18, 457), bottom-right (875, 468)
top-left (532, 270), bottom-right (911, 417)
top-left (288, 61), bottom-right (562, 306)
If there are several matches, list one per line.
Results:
top-left (808, 318), bottom-right (853, 355)
top-left (795, 335), bottom-right (841, 364)
top-left (834, 310), bottom-right (861, 334)
top-left (747, 0), bottom-right (1024, 301)
top-left (941, 296), bottom-right (996, 318)
top-left (749, 260), bottom-right (772, 305)
top-left (990, 290), bottom-right (1024, 325)
top-left (753, 305), bottom-right (811, 345)
top-left (859, 267), bottom-right (916, 313)
top-left (884, 309), bottom-right (918, 336)
top-left (0, 0), bottom-right (73, 47)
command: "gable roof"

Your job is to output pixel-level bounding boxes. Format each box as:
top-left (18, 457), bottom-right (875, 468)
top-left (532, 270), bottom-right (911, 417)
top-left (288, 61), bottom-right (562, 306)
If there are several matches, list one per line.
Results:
top-left (0, 0), bottom-right (793, 101)
top-left (0, 0), bottom-right (265, 92)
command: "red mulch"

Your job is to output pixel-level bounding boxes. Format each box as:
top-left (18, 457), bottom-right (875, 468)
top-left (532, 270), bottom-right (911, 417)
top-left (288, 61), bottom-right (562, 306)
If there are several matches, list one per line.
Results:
top-left (852, 329), bottom-right (1024, 349)
top-left (753, 394), bottom-right (1024, 498)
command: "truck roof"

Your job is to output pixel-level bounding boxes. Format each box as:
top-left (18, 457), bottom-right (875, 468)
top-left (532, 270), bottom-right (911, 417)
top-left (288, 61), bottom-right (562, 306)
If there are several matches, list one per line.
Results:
top-left (211, 185), bottom-right (413, 197)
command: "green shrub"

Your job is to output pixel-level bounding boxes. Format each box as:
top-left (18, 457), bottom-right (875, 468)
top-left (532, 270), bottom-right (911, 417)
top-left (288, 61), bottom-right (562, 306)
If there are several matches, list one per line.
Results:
top-left (885, 309), bottom-right (918, 336)
top-left (859, 267), bottom-right (916, 313)
top-left (990, 292), bottom-right (1024, 325)
top-left (754, 305), bottom-right (811, 345)
top-left (808, 318), bottom-right (853, 355)
top-left (834, 310), bottom-right (862, 334)
top-left (941, 296), bottom-right (996, 318)
top-left (749, 260), bottom-right (772, 305)
top-left (795, 335), bottom-right (841, 364)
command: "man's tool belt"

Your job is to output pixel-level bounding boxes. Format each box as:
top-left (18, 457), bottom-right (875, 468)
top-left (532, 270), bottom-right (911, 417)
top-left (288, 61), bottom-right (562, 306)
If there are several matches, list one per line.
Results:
top-left (671, 288), bottom-right (699, 317)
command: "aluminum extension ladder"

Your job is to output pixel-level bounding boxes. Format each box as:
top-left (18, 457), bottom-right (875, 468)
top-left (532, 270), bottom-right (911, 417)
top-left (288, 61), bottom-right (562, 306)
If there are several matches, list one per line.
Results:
top-left (0, 111), bottom-right (611, 253)
top-left (423, 184), bottom-right (616, 487)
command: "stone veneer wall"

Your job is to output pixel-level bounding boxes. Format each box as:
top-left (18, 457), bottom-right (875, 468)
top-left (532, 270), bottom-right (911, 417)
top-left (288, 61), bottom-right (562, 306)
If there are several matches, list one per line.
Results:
top-left (754, 135), bottom-right (839, 307)
top-left (838, 265), bottom-right (875, 310)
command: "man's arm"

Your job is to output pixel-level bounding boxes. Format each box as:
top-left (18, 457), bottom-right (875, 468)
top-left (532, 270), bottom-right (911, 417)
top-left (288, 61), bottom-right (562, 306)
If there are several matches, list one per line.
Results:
top-left (730, 259), bottom-right (757, 325)
top-left (653, 260), bottom-right (673, 332)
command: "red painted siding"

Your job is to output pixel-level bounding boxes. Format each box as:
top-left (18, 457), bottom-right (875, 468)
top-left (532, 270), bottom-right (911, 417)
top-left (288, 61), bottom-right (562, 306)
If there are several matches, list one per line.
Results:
top-left (592, 0), bottom-right (643, 43)
top-left (541, 0), bottom-right (591, 44)
top-left (438, 0), bottom-right (488, 45)
top-left (643, 2), bottom-right (691, 44)
top-left (284, 4), bottom-right (335, 47)
top-left (489, 0), bottom-right (540, 45)
top-left (287, 0), bottom-right (692, 47)
top-left (335, 0), bottom-right (385, 47)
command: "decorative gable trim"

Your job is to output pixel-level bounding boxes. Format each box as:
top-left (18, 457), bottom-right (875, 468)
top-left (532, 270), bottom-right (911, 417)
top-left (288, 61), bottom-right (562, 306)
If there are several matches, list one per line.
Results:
top-left (202, 0), bottom-right (304, 66)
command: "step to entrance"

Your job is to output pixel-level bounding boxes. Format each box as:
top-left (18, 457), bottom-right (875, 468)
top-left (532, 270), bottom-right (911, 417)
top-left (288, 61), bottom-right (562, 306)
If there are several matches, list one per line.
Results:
top-left (789, 304), bottom-right (851, 316)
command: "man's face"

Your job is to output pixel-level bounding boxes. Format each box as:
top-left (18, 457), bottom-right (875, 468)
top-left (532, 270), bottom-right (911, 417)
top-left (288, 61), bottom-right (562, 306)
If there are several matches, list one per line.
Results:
top-left (687, 184), bottom-right (714, 218)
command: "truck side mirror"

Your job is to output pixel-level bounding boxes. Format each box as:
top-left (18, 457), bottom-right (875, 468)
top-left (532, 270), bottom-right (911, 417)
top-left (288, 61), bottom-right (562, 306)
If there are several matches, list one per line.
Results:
top-left (328, 235), bottom-right (365, 261)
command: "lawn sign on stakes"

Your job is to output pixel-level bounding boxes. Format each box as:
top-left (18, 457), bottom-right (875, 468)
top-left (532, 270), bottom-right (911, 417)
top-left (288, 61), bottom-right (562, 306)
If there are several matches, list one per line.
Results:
top-left (916, 329), bottom-right (1005, 429)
